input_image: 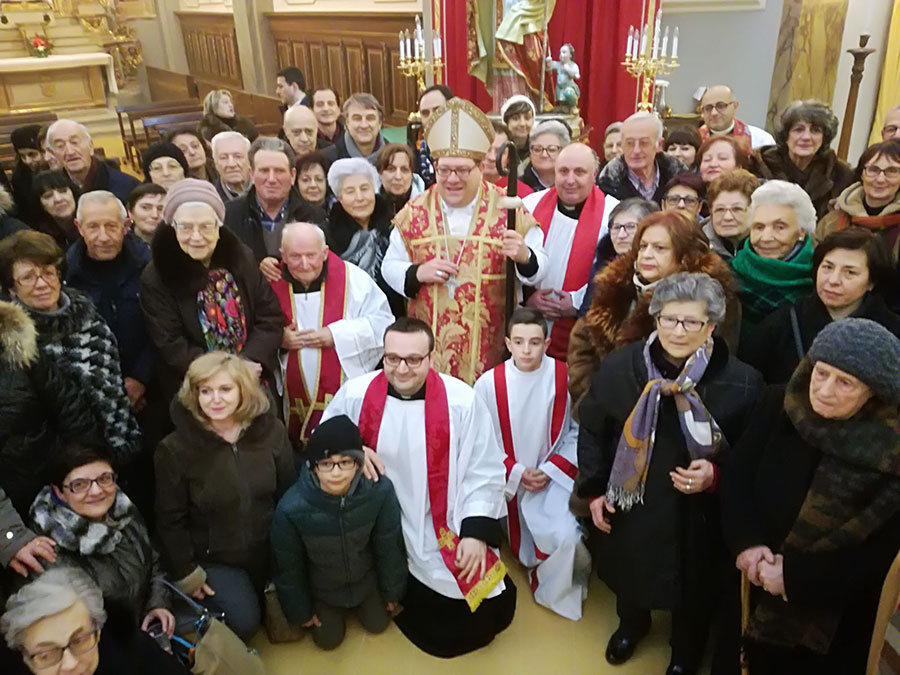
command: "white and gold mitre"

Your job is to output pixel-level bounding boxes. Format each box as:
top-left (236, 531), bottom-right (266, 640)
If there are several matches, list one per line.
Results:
top-left (424, 97), bottom-right (493, 161)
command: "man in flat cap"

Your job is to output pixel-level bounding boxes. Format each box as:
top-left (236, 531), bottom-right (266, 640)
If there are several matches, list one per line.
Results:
top-left (382, 97), bottom-right (547, 385)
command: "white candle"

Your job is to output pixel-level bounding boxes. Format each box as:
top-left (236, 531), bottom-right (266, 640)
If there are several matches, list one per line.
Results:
top-left (399, 32), bottom-right (405, 60)
top-left (640, 23), bottom-right (648, 56)
top-left (633, 27), bottom-right (640, 59)
top-left (661, 25), bottom-right (669, 58)
top-left (672, 26), bottom-right (679, 59)
top-left (433, 36), bottom-right (439, 58)
top-left (437, 35), bottom-right (442, 56)
top-left (414, 38), bottom-right (420, 59)
top-left (626, 25), bottom-right (633, 59)
top-left (652, 10), bottom-right (661, 59)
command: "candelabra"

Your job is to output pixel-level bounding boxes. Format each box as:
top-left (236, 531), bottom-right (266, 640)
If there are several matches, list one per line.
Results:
top-left (398, 15), bottom-right (443, 94)
top-left (622, 0), bottom-right (679, 112)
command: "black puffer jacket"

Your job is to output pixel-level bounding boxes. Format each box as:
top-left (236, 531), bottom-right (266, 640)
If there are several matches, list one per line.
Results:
top-left (0, 301), bottom-right (100, 516)
top-left (155, 400), bottom-right (295, 589)
top-left (271, 465), bottom-right (407, 624)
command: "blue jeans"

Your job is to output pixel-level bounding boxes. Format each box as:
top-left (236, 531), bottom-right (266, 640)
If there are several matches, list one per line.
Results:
top-left (175, 564), bottom-right (261, 641)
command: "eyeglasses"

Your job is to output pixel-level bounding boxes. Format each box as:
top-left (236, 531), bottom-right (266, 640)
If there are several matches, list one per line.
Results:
top-left (610, 222), bottom-right (638, 236)
top-left (863, 164), bottom-right (900, 179)
top-left (315, 458), bottom-right (357, 472)
top-left (712, 205), bottom-right (748, 217)
top-left (656, 315), bottom-right (708, 332)
top-left (664, 195), bottom-right (701, 207)
top-left (13, 265), bottom-right (59, 288)
top-left (435, 165), bottom-right (475, 179)
top-left (63, 472), bottom-right (117, 494)
top-left (531, 144), bottom-right (562, 157)
top-left (23, 628), bottom-right (99, 669)
top-left (701, 101), bottom-right (734, 115)
top-left (383, 352), bottom-right (430, 368)
top-left (173, 221), bottom-right (219, 234)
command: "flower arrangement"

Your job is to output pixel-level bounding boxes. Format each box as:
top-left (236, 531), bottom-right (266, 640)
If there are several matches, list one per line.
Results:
top-left (29, 34), bottom-right (52, 58)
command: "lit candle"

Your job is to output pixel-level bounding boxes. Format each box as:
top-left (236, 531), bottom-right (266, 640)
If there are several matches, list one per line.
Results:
top-left (640, 23), bottom-right (648, 56)
top-left (405, 30), bottom-right (412, 62)
top-left (626, 25), bottom-right (633, 59)
top-left (661, 25), bottom-right (669, 58)
top-left (671, 26), bottom-right (679, 59)
top-left (399, 32), bottom-right (405, 60)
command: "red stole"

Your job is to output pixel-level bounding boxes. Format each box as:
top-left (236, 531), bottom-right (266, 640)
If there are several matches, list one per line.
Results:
top-left (493, 358), bottom-right (569, 557)
top-left (699, 119), bottom-right (751, 154)
top-left (358, 370), bottom-right (507, 612)
top-left (532, 186), bottom-right (606, 359)
top-left (271, 251), bottom-right (348, 445)
top-left (495, 176), bottom-right (535, 197)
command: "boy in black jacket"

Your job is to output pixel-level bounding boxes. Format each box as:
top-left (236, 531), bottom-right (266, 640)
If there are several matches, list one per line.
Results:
top-left (270, 415), bottom-right (406, 649)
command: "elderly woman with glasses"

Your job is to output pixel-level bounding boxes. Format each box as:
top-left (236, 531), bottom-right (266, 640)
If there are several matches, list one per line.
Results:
top-left (702, 169), bottom-right (761, 261)
top-left (326, 157), bottom-right (405, 316)
top-left (816, 140), bottom-right (900, 308)
top-left (1, 567), bottom-right (188, 674)
top-left (731, 180), bottom-right (817, 342)
top-left (155, 351), bottom-right (295, 640)
top-left (522, 119), bottom-right (571, 192)
top-left (758, 100), bottom-right (854, 219)
top-left (27, 444), bottom-right (173, 640)
top-left (0, 232), bottom-right (140, 517)
top-left (139, 179), bottom-right (284, 401)
top-left (577, 272), bottom-right (763, 673)
top-left (661, 173), bottom-right (706, 220)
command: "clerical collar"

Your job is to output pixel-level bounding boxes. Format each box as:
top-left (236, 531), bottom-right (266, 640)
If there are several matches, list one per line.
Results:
top-left (387, 381), bottom-right (426, 401)
top-left (558, 198), bottom-right (586, 219)
top-left (286, 258), bottom-right (328, 293)
top-left (711, 121), bottom-right (736, 135)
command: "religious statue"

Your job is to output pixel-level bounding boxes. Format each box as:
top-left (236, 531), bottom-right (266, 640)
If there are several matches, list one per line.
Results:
top-left (467, 0), bottom-right (556, 112)
top-left (546, 43), bottom-right (580, 111)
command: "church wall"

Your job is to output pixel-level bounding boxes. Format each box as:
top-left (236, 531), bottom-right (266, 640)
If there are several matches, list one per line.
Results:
top-left (660, 0), bottom-right (784, 131)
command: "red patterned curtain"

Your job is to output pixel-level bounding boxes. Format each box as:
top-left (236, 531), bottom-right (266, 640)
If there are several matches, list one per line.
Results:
top-left (444, 0), bottom-right (641, 147)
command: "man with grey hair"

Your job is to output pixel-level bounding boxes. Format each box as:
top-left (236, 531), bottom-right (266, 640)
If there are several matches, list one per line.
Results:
top-left (224, 136), bottom-right (326, 281)
top-left (598, 111), bottom-right (688, 203)
top-left (210, 131), bottom-right (252, 203)
top-left (46, 119), bottom-right (140, 203)
top-left (322, 93), bottom-right (387, 166)
top-left (523, 119), bottom-right (571, 192)
top-left (269, 221), bottom-right (393, 446)
top-left (522, 143), bottom-right (618, 358)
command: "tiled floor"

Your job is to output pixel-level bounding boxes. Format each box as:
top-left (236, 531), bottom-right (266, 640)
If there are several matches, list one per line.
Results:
top-left (250, 552), bottom-right (676, 675)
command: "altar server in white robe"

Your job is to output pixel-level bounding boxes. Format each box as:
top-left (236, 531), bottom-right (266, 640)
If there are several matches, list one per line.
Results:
top-left (522, 143), bottom-right (618, 359)
top-left (474, 307), bottom-right (590, 621)
top-left (271, 221), bottom-right (393, 445)
top-left (321, 317), bottom-right (516, 658)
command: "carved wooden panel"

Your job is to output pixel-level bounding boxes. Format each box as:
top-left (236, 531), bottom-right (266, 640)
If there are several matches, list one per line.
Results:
top-left (176, 12), bottom-right (243, 90)
top-left (266, 12), bottom-right (418, 126)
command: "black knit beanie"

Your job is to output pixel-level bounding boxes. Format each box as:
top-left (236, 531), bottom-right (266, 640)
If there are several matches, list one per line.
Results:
top-left (141, 142), bottom-right (190, 183)
top-left (11, 124), bottom-right (41, 151)
top-left (304, 415), bottom-right (365, 466)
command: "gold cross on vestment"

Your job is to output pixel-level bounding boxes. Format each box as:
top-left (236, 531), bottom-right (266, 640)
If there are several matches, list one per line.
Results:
top-left (437, 527), bottom-right (456, 551)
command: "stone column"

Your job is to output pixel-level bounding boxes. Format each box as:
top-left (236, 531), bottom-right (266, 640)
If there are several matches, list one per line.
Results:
top-left (231, 0), bottom-right (277, 95)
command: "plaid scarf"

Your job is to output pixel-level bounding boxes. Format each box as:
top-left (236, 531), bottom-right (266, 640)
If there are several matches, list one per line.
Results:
top-left (747, 358), bottom-right (900, 653)
top-left (730, 236), bottom-right (814, 330)
top-left (197, 268), bottom-right (247, 353)
top-left (606, 333), bottom-right (727, 510)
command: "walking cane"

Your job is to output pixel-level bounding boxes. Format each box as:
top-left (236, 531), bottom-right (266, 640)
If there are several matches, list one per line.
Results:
top-left (740, 571), bottom-right (751, 675)
top-left (496, 140), bottom-right (521, 325)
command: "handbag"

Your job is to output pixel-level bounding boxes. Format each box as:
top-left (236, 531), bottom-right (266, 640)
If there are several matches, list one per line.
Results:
top-left (162, 580), bottom-right (266, 675)
top-left (263, 582), bottom-right (304, 643)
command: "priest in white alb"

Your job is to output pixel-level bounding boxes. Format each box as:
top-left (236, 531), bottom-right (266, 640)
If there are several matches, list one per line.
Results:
top-left (522, 143), bottom-right (618, 359)
top-left (271, 221), bottom-right (393, 445)
top-left (474, 308), bottom-right (590, 621)
top-left (320, 317), bottom-right (516, 657)
top-left (381, 97), bottom-right (547, 385)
